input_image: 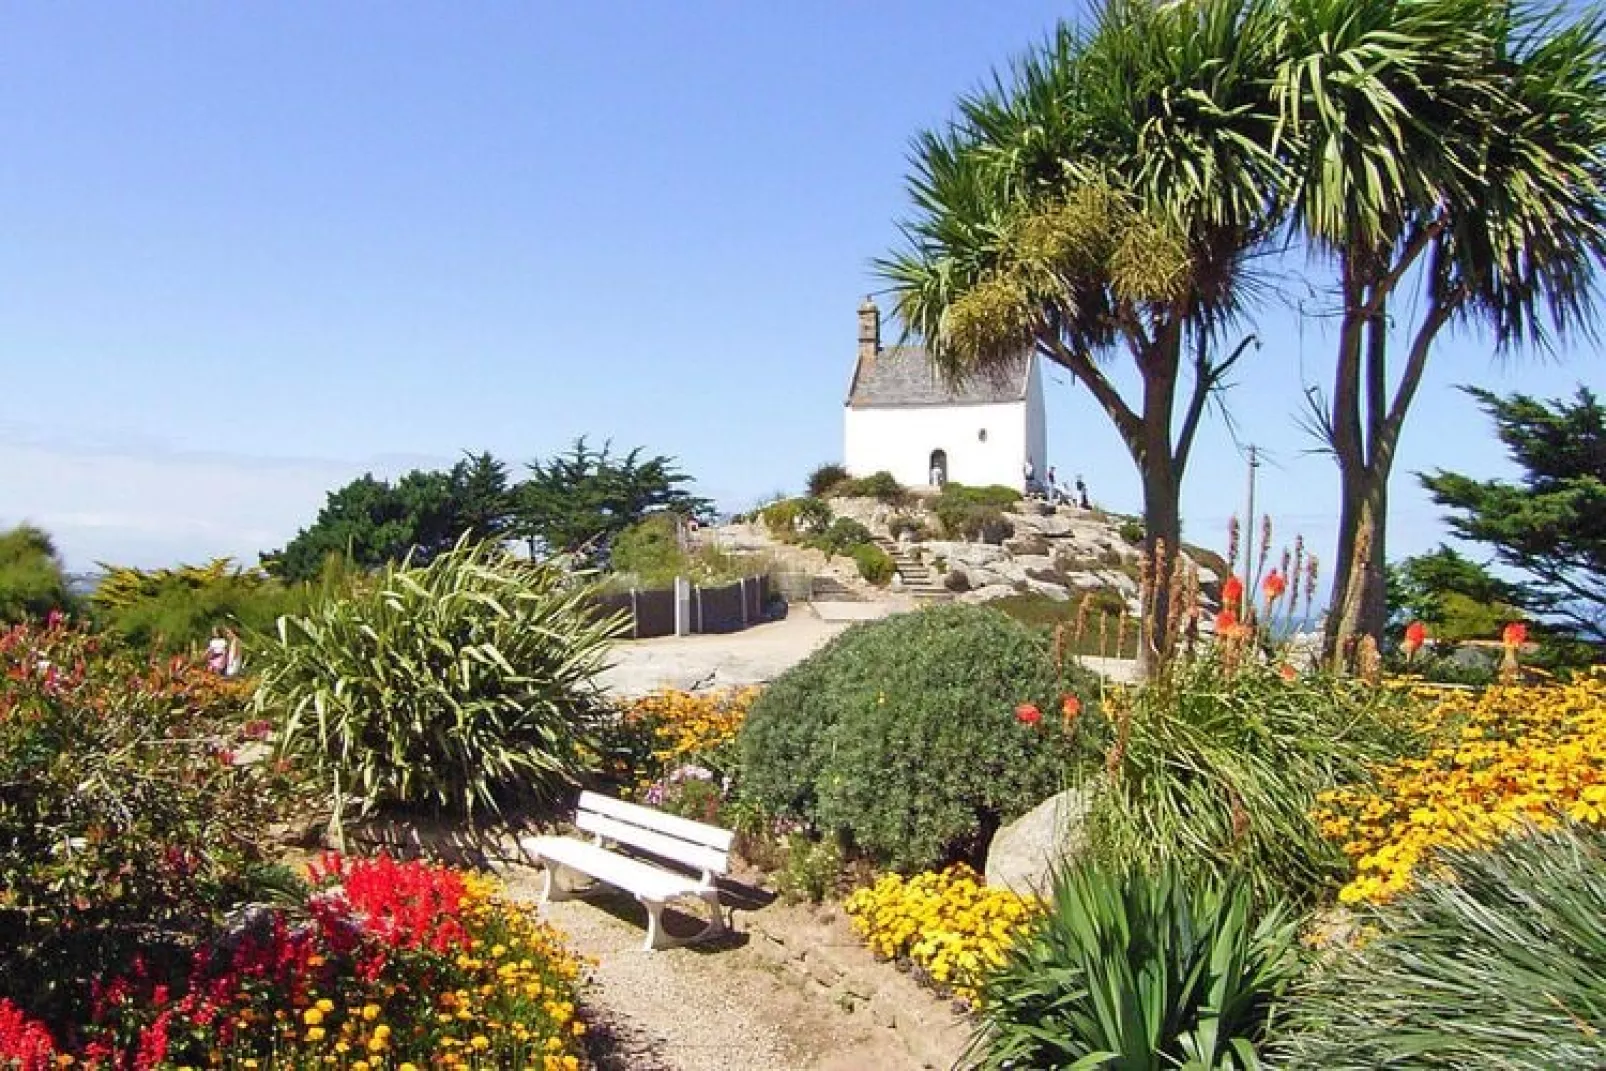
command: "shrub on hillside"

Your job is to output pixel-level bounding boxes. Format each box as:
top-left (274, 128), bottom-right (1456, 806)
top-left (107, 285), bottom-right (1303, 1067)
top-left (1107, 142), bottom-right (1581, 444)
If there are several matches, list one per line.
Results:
top-left (609, 512), bottom-right (684, 578)
top-left (832, 470), bottom-right (909, 505)
top-left (966, 860), bottom-right (1300, 1069)
top-left (761, 496), bottom-right (832, 539)
top-left (0, 525), bottom-right (72, 624)
top-left (0, 620), bottom-right (297, 1027)
top-left (1090, 657), bottom-right (1419, 905)
top-left (935, 485), bottom-right (1019, 543)
top-left (807, 517), bottom-right (875, 558)
top-left (806, 462), bottom-right (850, 497)
top-left (738, 603), bottom-right (1103, 872)
top-left (852, 543), bottom-right (895, 586)
top-left (257, 538), bottom-right (623, 828)
top-left (1276, 824), bottom-right (1606, 1069)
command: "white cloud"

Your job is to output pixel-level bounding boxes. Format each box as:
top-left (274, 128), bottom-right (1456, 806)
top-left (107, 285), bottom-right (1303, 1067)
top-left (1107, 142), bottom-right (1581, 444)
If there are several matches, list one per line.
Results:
top-left (0, 437), bottom-right (450, 571)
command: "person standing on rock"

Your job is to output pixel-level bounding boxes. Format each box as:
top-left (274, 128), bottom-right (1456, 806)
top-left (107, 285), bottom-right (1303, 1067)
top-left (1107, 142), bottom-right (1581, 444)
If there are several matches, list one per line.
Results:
top-left (1023, 457), bottom-right (1036, 498)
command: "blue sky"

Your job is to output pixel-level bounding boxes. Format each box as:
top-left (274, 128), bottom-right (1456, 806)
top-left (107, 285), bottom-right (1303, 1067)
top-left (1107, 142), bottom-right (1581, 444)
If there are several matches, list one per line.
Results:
top-left (0, 2), bottom-right (1599, 580)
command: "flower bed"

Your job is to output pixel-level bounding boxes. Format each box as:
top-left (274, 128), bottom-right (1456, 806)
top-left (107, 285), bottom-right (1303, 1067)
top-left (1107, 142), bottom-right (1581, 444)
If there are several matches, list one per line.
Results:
top-left (1316, 674), bottom-right (1606, 903)
top-left (843, 865), bottom-right (1041, 1005)
top-left (623, 687), bottom-right (756, 778)
top-left (0, 855), bottom-right (587, 1070)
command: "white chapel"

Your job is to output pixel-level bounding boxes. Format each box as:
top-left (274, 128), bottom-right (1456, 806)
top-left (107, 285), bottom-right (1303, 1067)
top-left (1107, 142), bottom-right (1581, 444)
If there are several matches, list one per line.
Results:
top-left (843, 297), bottom-right (1046, 489)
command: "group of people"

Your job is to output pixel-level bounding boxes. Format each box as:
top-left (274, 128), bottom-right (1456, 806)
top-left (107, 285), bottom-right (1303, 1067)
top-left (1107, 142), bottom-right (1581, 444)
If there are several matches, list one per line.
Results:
top-left (1023, 458), bottom-right (1091, 509)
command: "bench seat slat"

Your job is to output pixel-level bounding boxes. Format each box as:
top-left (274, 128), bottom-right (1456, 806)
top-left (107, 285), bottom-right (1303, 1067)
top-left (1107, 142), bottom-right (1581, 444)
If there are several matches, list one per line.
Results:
top-left (523, 836), bottom-right (708, 901)
top-left (575, 811), bottom-right (730, 876)
top-left (579, 791), bottom-right (735, 853)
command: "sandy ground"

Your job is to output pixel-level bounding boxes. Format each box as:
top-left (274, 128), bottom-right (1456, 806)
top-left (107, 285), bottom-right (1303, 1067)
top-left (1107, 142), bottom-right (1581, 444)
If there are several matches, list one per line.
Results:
top-left (598, 602), bottom-right (1138, 697)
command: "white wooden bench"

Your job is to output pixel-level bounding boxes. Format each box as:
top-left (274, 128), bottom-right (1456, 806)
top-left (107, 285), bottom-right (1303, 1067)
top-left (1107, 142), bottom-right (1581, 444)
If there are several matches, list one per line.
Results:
top-left (520, 790), bottom-right (734, 951)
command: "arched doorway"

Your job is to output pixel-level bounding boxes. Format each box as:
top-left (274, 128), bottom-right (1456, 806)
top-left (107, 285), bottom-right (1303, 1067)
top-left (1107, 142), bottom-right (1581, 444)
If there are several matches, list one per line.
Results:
top-left (928, 449), bottom-right (948, 487)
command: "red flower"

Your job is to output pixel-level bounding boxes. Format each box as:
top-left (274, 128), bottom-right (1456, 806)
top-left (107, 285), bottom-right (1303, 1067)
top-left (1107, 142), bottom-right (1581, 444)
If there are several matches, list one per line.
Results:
top-left (1015, 703), bottom-right (1042, 726)
top-left (1278, 663), bottom-right (1297, 682)
top-left (1503, 621), bottom-right (1528, 649)
top-left (0, 999), bottom-right (56, 1071)
top-left (1261, 570), bottom-right (1287, 603)
top-left (1215, 608), bottom-right (1239, 633)
top-left (1221, 575), bottom-right (1245, 607)
top-left (1403, 621), bottom-right (1427, 656)
top-left (1061, 695), bottom-right (1081, 719)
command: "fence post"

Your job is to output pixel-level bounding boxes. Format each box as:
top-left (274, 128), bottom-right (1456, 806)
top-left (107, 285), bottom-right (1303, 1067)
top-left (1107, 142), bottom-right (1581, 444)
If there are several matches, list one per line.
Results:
top-left (740, 577), bottom-right (749, 628)
top-left (630, 588), bottom-right (640, 640)
top-left (694, 584), bottom-right (704, 635)
top-left (674, 577), bottom-right (690, 637)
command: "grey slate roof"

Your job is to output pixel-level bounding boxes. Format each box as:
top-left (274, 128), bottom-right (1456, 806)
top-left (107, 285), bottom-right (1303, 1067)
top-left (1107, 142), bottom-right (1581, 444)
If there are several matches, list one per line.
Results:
top-left (846, 346), bottom-right (1030, 408)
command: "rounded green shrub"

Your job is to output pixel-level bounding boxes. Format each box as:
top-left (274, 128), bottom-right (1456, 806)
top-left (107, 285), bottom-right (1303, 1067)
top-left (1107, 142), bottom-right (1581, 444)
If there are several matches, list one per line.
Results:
top-left (738, 604), bottom-right (1102, 872)
top-left (806, 463), bottom-right (850, 498)
top-left (852, 543), bottom-right (895, 586)
top-left (257, 538), bottom-right (624, 825)
top-left (809, 517), bottom-right (875, 558)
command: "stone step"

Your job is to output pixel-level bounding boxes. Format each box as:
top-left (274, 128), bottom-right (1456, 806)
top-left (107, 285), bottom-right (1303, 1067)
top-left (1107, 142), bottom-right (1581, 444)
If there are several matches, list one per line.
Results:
top-left (810, 576), bottom-right (863, 602)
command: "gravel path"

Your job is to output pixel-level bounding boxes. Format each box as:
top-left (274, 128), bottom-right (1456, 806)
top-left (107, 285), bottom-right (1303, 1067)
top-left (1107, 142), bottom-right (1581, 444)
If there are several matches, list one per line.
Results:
top-left (499, 867), bottom-right (942, 1071)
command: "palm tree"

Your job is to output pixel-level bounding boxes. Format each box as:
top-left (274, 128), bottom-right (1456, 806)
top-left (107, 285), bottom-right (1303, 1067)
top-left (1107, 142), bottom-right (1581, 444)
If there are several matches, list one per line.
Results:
top-left (1274, 0), bottom-right (1606, 664)
top-left (878, 0), bottom-right (1283, 673)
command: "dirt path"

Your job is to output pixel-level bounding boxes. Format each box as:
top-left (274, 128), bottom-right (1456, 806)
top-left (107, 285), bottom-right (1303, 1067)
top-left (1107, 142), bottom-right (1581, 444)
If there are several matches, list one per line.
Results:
top-left (499, 866), bottom-right (968, 1071)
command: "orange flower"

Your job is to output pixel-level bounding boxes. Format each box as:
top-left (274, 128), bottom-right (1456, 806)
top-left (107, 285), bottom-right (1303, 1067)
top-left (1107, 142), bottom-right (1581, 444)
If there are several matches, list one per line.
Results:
top-left (1403, 620), bottom-right (1427, 657)
top-left (1261, 570), bottom-right (1287, 603)
top-left (1278, 663), bottom-right (1297, 682)
top-left (1061, 694), bottom-right (1081, 719)
top-left (1215, 608), bottom-right (1239, 633)
top-left (1014, 703), bottom-right (1042, 726)
top-left (1221, 575), bottom-right (1244, 608)
top-left (1503, 621), bottom-right (1528, 649)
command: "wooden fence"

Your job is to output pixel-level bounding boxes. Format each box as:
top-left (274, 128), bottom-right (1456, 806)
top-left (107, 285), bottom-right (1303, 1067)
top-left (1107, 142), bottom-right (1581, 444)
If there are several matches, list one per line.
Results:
top-left (592, 574), bottom-right (771, 639)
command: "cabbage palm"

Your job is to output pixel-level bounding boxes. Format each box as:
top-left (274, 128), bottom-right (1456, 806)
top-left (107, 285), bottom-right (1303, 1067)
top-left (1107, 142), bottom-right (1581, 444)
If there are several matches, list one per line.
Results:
top-left (1274, 0), bottom-right (1606, 663)
top-left (879, 0), bottom-right (1283, 673)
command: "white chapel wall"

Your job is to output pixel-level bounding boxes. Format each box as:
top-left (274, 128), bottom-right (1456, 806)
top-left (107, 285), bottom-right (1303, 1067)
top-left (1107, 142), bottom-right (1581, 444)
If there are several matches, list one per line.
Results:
top-left (844, 400), bottom-right (1029, 489)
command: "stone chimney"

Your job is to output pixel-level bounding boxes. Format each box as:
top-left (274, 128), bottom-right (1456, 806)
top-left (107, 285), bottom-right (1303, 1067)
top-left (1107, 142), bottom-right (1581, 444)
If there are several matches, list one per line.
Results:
top-left (858, 295), bottom-right (880, 362)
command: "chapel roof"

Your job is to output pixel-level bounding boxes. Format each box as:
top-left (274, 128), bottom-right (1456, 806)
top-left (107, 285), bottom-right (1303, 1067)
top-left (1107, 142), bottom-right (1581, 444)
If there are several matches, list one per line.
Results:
top-left (845, 345), bottom-right (1032, 408)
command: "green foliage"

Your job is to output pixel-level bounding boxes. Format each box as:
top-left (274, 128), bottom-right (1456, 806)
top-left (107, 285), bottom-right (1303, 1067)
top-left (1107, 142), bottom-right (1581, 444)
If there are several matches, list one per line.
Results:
top-left (761, 496), bottom-right (832, 539)
top-left (966, 860), bottom-right (1301, 1071)
top-left (609, 514), bottom-right (684, 579)
top-left (1090, 658), bottom-right (1419, 906)
top-left (852, 543), bottom-right (895, 586)
top-left (888, 514), bottom-right (931, 541)
top-left (1422, 387), bottom-right (1606, 645)
top-left (0, 525), bottom-right (71, 624)
top-left (1386, 545), bottom-right (1522, 644)
top-left (831, 470), bottom-right (909, 505)
top-left (0, 621), bottom-right (296, 1025)
top-left (268, 452), bottom-right (514, 583)
top-left (806, 463), bottom-right (850, 498)
top-left (774, 833), bottom-right (847, 905)
top-left (511, 437), bottom-right (711, 561)
top-left (934, 485), bottom-right (1019, 543)
top-left (256, 538), bottom-right (625, 827)
top-left (738, 603), bottom-right (1102, 872)
top-left (91, 558), bottom-right (311, 655)
top-left (1117, 517), bottom-right (1145, 545)
top-left (989, 591), bottom-right (1140, 658)
top-left (806, 517), bottom-right (875, 558)
top-left (1276, 824), bottom-right (1606, 1069)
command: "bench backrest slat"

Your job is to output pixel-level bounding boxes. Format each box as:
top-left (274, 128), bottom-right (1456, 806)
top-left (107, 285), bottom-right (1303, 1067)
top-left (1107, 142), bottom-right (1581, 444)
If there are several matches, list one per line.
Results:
top-left (575, 791), bottom-right (732, 876)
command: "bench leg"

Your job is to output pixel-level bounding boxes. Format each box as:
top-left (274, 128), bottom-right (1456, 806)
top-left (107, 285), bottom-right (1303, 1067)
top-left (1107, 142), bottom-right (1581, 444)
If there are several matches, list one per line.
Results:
top-left (641, 899), bottom-right (672, 952)
top-left (540, 862), bottom-right (581, 904)
top-left (697, 888), bottom-right (727, 940)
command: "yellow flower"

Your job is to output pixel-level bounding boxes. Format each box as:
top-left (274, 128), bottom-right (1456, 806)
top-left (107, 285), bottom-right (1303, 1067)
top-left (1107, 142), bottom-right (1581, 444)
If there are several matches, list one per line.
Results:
top-left (302, 1008), bottom-right (324, 1026)
top-left (361, 1003), bottom-right (380, 1021)
top-left (471, 1035), bottom-right (491, 1051)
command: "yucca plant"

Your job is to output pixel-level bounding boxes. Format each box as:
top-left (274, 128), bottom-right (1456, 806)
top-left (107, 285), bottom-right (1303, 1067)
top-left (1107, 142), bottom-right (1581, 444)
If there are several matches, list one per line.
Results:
top-left (1276, 823), bottom-right (1606, 1069)
top-left (965, 860), bottom-right (1301, 1070)
top-left (257, 537), bottom-right (625, 832)
top-left (1088, 656), bottom-right (1418, 906)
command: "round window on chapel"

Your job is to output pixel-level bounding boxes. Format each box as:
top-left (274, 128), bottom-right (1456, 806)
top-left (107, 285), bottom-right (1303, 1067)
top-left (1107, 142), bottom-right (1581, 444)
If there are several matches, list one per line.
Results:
top-left (977, 428), bottom-right (988, 442)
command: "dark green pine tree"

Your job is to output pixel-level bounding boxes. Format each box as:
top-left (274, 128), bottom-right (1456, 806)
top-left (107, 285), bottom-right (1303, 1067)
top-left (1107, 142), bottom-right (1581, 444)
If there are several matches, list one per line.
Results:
top-left (1421, 386), bottom-right (1606, 644)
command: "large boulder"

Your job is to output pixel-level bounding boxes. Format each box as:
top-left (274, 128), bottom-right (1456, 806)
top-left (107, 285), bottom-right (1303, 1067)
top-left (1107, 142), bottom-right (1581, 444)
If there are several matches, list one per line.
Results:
top-left (1003, 533), bottom-right (1051, 557)
top-left (1009, 512), bottom-right (1076, 538)
top-left (959, 583), bottom-right (1017, 604)
top-left (985, 784), bottom-right (1099, 896)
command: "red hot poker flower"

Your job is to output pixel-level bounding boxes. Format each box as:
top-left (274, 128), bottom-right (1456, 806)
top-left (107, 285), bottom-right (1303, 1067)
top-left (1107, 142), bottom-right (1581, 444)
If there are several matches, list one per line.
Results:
top-left (1503, 621), bottom-right (1528, 649)
top-left (1403, 621), bottom-right (1427, 656)
top-left (1221, 575), bottom-right (1245, 608)
top-left (1015, 703), bottom-right (1042, 726)
top-left (1215, 608), bottom-right (1239, 633)
top-left (1061, 695), bottom-right (1081, 719)
top-left (1261, 570), bottom-right (1287, 603)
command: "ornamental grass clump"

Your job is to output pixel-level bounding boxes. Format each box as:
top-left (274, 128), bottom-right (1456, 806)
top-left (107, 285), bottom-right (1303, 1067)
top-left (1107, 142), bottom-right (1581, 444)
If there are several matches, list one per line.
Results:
top-left (964, 860), bottom-right (1300, 1071)
top-left (1316, 672), bottom-right (1606, 904)
top-left (739, 603), bottom-right (1101, 873)
top-left (1088, 656), bottom-right (1418, 906)
top-left (1276, 823), bottom-right (1606, 1069)
top-left (257, 537), bottom-right (624, 828)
